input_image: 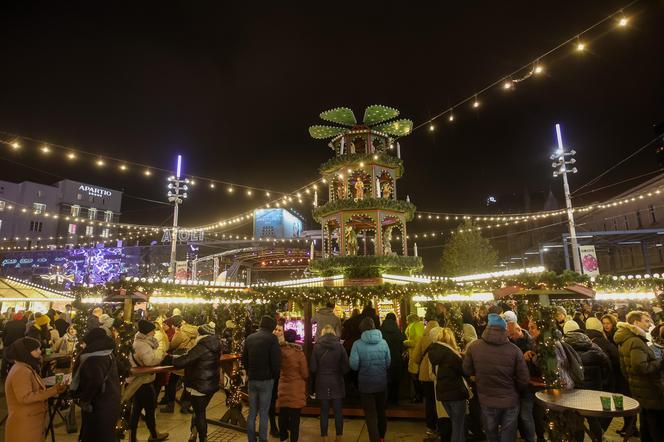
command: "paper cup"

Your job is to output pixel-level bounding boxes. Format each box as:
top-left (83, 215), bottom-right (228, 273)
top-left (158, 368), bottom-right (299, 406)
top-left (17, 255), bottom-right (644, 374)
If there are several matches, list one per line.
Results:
top-left (600, 396), bottom-right (611, 411)
top-left (612, 394), bottom-right (623, 410)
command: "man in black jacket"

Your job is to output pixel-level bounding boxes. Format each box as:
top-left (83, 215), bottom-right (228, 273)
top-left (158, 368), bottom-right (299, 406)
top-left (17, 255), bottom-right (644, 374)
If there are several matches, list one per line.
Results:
top-left (243, 315), bottom-right (281, 442)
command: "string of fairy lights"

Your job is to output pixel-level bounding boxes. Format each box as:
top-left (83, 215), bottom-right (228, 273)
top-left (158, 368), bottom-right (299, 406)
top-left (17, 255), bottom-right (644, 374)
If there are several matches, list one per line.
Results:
top-left (416, 1), bottom-right (640, 134)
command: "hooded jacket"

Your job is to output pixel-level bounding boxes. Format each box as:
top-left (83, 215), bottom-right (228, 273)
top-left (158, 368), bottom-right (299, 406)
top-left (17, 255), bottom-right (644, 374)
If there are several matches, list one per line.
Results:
top-left (380, 317), bottom-right (406, 378)
top-left (463, 326), bottom-right (530, 408)
top-left (131, 332), bottom-right (164, 384)
top-left (310, 333), bottom-right (349, 400)
top-left (169, 323), bottom-right (199, 353)
top-left (614, 322), bottom-right (663, 410)
top-left (427, 342), bottom-right (468, 402)
top-left (313, 307), bottom-right (341, 338)
top-left (277, 342), bottom-right (308, 408)
top-left (563, 330), bottom-right (611, 391)
top-left (173, 334), bottom-right (222, 395)
top-left (404, 319), bottom-right (425, 361)
top-left (349, 329), bottom-right (391, 394)
top-left (408, 320), bottom-right (439, 379)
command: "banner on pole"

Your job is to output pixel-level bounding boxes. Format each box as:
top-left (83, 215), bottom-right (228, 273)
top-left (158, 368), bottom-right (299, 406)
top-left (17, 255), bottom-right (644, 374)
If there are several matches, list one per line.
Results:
top-left (579, 245), bottom-right (600, 277)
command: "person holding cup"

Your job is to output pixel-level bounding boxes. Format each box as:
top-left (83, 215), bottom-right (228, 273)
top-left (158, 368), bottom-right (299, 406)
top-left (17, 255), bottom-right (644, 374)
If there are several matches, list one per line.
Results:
top-left (4, 337), bottom-right (66, 441)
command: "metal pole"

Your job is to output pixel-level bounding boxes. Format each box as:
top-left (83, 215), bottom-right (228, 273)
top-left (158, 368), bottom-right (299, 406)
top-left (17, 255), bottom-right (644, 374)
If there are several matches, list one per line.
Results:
top-left (538, 244), bottom-right (545, 267)
top-left (169, 197), bottom-right (179, 276)
top-left (555, 124), bottom-right (581, 273)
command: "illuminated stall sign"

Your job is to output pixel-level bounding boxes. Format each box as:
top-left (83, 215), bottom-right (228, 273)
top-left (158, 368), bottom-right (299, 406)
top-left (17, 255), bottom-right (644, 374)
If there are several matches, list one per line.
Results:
top-left (161, 229), bottom-right (205, 243)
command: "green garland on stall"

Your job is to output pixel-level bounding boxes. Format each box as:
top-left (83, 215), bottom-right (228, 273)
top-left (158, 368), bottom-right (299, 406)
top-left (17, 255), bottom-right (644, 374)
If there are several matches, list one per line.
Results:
top-left (319, 152), bottom-right (404, 177)
top-left (309, 255), bottom-right (423, 278)
top-left (313, 198), bottom-right (416, 222)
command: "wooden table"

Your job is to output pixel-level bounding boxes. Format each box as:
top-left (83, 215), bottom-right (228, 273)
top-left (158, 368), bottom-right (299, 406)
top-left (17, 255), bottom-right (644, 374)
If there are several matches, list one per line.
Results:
top-left (130, 353), bottom-right (241, 375)
top-left (535, 389), bottom-right (640, 441)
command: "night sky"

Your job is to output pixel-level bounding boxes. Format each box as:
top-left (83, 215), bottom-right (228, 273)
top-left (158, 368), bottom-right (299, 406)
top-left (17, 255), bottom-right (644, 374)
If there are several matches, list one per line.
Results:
top-left (1, 0), bottom-right (663, 234)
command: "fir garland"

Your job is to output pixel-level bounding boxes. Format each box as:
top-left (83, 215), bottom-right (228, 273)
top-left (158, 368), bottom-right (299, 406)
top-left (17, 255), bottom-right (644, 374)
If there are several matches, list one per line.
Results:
top-left (312, 197), bottom-right (416, 222)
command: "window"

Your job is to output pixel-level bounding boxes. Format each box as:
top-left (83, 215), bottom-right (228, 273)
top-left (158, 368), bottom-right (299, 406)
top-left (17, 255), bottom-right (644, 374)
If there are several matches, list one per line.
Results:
top-left (88, 208), bottom-right (97, 220)
top-left (613, 219), bottom-right (618, 230)
top-left (33, 203), bottom-right (46, 214)
top-left (70, 205), bottom-right (80, 217)
top-left (68, 224), bottom-right (77, 234)
top-left (101, 228), bottom-right (110, 238)
top-left (29, 221), bottom-right (43, 232)
top-left (76, 193), bottom-right (82, 201)
top-left (104, 210), bottom-right (113, 222)
top-left (649, 205), bottom-right (657, 224)
top-left (85, 225), bottom-right (94, 236)
top-left (636, 210), bottom-right (643, 228)
top-left (37, 190), bottom-right (43, 198)
top-left (0, 201), bottom-right (5, 211)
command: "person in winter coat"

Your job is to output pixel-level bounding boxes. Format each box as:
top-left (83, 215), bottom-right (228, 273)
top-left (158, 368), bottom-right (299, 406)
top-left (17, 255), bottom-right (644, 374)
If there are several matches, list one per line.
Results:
top-left (129, 320), bottom-right (168, 442)
top-left (276, 329), bottom-right (308, 442)
top-left (86, 307), bottom-right (103, 333)
top-left (349, 317), bottom-right (390, 442)
top-left (54, 324), bottom-right (78, 355)
top-left (380, 313), bottom-right (405, 405)
top-left (601, 314), bottom-right (618, 344)
top-left (403, 313), bottom-right (424, 402)
top-left (427, 327), bottom-right (468, 442)
top-left (53, 313), bottom-right (69, 338)
top-left (464, 314), bottom-right (530, 442)
top-left (99, 313), bottom-right (115, 337)
top-left (1, 313), bottom-right (27, 377)
top-left (71, 328), bottom-right (121, 442)
top-left (313, 302), bottom-right (342, 339)
top-left (613, 311), bottom-right (663, 441)
top-left (243, 315), bottom-right (282, 442)
top-left (584, 317), bottom-right (619, 391)
top-left (361, 303), bottom-right (381, 329)
top-left (340, 309), bottom-right (362, 355)
top-left (26, 313), bottom-right (54, 350)
top-left (562, 320), bottom-right (610, 441)
top-left (408, 320), bottom-right (440, 438)
top-left (4, 337), bottom-right (66, 441)
top-left (221, 319), bottom-right (235, 354)
top-left (172, 322), bottom-right (222, 442)
top-left (163, 318), bottom-right (199, 413)
top-left (310, 325), bottom-right (349, 441)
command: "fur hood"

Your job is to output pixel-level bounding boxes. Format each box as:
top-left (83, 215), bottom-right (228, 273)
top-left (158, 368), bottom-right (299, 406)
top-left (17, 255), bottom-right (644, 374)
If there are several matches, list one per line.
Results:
top-left (614, 321), bottom-right (648, 345)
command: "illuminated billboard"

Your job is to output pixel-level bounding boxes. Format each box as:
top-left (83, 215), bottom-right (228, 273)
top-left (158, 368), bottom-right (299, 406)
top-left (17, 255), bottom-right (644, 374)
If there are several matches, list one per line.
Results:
top-left (253, 209), bottom-right (303, 239)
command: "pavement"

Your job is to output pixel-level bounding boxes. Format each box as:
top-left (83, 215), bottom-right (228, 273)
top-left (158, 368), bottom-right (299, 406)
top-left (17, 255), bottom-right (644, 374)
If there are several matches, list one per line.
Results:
top-left (0, 387), bottom-right (641, 441)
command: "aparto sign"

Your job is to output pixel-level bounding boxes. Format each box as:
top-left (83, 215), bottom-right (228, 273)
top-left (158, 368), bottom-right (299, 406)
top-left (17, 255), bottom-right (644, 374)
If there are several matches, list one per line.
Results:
top-left (78, 185), bottom-right (113, 197)
top-left (161, 229), bottom-right (205, 243)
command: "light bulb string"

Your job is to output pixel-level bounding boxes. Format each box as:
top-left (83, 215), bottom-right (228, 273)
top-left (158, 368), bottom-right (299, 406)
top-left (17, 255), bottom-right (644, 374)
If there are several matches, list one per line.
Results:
top-left (411, 0), bottom-right (640, 133)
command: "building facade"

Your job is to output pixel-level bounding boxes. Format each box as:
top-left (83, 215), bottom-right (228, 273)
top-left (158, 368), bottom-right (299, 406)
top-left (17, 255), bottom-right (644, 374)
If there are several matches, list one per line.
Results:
top-left (0, 179), bottom-right (122, 249)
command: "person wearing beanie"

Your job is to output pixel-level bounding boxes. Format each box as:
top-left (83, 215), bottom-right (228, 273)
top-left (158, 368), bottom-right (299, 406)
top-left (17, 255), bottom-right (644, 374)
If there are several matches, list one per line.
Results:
top-left (584, 316), bottom-right (622, 413)
top-left (563, 318), bottom-right (611, 440)
top-left (172, 321), bottom-right (222, 442)
top-left (350, 316), bottom-right (391, 442)
top-left (463, 313), bottom-right (529, 442)
top-left (403, 313), bottom-right (425, 403)
top-left (71, 328), bottom-right (120, 442)
top-left (130, 320), bottom-right (168, 441)
top-left (502, 310), bottom-right (518, 324)
top-left (243, 314), bottom-right (281, 442)
top-left (99, 313), bottom-right (115, 337)
top-left (276, 328), bottom-right (308, 442)
top-left (4, 337), bottom-right (66, 441)
top-left (26, 313), bottom-right (54, 349)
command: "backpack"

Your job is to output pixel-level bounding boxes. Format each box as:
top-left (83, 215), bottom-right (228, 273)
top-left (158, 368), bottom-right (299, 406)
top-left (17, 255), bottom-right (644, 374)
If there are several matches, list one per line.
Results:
top-left (560, 340), bottom-right (584, 386)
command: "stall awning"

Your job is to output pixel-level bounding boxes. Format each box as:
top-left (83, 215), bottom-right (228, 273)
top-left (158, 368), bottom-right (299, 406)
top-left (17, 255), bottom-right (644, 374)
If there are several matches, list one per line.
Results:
top-left (0, 277), bottom-right (74, 302)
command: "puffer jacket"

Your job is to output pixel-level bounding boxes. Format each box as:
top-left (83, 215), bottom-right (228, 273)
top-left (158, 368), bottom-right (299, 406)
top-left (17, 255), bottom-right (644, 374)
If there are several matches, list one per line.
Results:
top-left (310, 333), bottom-right (349, 400)
top-left (131, 332), bottom-right (165, 383)
top-left (313, 307), bottom-right (341, 338)
top-left (427, 342), bottom-right (468, 402)
top-left (243, 328), bottom-right (281, 381)
top-left (614, 322), bottom-right (664, 410)
top-left (350, 329), bottom-right (391, 394)
top-left (408, 320), bottom-right (439, 379)
top-left (277, 342), bottom-right (308, 408)
top-left (463, 326), bottom-right (530, 408)
top-left (564, 331), bottom-right (611, 390)
top-left (173, 334), bottom-right (222, 395)
top-left (169, 323), bottom-right (199, 353)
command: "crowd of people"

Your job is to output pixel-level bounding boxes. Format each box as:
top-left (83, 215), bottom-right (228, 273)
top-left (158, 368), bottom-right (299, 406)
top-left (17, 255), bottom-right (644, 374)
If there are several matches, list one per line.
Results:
top-left (0, 298), bottom-right (662, 442)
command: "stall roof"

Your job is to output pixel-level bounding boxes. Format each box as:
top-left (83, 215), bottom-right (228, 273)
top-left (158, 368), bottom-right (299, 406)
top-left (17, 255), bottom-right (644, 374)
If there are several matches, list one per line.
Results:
top-left (0, 277), bottom-right (74, 301)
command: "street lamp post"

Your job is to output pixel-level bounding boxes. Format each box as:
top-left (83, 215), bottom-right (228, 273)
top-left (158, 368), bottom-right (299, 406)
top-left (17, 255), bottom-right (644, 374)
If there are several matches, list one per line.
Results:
top-left (167, 155), bottom-right (189, 277)
top-left (551, 124), bottom-right (581, 273)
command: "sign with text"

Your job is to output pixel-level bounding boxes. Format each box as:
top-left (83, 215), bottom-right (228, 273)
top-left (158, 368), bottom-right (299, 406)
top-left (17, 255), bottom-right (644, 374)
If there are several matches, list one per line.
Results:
top-left (161, 229), bottom-right (205, 243)
top-left (579, 245), bottom-right (600, 277)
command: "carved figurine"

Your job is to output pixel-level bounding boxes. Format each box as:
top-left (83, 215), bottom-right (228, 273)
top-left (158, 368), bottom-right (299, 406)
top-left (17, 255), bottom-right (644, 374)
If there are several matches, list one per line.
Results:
top-left (381, 181), bottom-right (392, 199)
top-left (354, 179), bottom-right (364, 201)
top-left (336, 184), bottom-right (346, 200)
top-left (345, 225), bottom-right (358, 256)
top-left (383, 226), bottom-right (396, 256)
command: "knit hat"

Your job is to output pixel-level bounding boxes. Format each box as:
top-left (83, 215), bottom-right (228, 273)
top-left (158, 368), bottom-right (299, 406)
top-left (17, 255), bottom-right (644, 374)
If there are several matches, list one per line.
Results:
top-left (99, 313), bottom-right (114, 329)
top-left (487, 313), bottom-right (506, 330)
top-left (407, 313), bottom-right (419, 323)
top-left (283, 329), bottom-right (298, 343)
top-left (556, 306), bottom-right (567, 318)
top-left (198, 322), bottom-right (216, 335)
top-left (171, 308), bottom-right (182, 316)
top-left (563, 320), bottom-right (580, 334)
top-left (225, 320), bottom-right (236, 329)
top-left (463, 323), bottom-right (478, 344)
top-left (259, 315), bottom-right (276, 331)
top-left (6, 337), bottom-right (42, 371)
top-left (138, 319), bottom-right (156, 335)
top-left (83, 327), bottom-right (108, 345)
top-left (585, 317), bottom-right (604, 334)
top-left (502, 310), bottom-right (518, 324)
top-left (34, 314), bottom-right (50, 328)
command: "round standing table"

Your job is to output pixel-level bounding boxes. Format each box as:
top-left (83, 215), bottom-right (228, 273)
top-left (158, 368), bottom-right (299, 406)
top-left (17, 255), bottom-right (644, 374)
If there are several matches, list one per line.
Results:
top-left (535, 389), bottom-right (640, 441)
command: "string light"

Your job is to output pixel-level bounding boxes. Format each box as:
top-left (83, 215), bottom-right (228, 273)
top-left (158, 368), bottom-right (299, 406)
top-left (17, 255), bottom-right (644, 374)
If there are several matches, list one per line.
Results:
top-left (144, 169), bottom-right (152, 176)
top-left (11, 141), bottom-right (20, 149)
top-left (67, 152), bottom-right (76, 160)
top-left (96, 158), bottom-right (105, 167)
top-left (246, 190), bottom-right (252, 196)
top-left (503, 79), bottom-right (513, 90)
top-left (40, 145), bottom-right (50, 154)
top-left (575, 37), bottom-right (586, 52)
top-left (119, 164), bottom-right (128, 171)
top-left (209, 182), bottom-right (216, 189)
top-left (428, 121), bottom-right (435, 131)
top-left (227, 186), bottom-right (234, 193)
top-left (448, 110), bottom-right (454, 122)
top-left (472, 96), bottom-right (480, 108)
top-left (534, 62), bottom-right (544, 75)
